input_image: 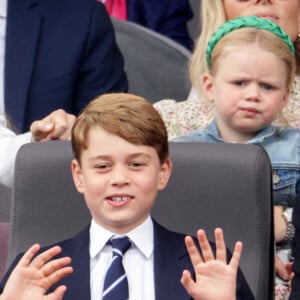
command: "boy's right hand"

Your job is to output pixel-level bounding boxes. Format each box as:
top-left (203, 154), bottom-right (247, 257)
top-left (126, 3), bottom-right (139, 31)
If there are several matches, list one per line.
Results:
top-left (0, 244), bottom-right (73, 300)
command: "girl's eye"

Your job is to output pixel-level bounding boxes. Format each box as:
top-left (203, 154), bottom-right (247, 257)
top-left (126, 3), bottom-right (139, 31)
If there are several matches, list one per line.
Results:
top-left (260, 83), bottom-right (274, 91)
top-left (233, 81), bottom-right (246, 87)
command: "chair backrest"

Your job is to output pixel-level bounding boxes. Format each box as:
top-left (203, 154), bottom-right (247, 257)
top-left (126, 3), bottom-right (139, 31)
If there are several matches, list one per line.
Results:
top-left (152, 142), bottom-right (274, 300)
top-left (111, 18), bottom-right (191, 103)
top-left (0, 184), bottom-right (11, 222)
top-left (187, 0), bottom-right (202, 42)
top-left (8, 141), bottom-right (273, 300)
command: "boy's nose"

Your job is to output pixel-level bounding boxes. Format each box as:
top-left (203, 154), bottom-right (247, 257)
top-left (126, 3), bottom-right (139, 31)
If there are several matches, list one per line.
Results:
top-left (110, 167), bottom-right (129, 186)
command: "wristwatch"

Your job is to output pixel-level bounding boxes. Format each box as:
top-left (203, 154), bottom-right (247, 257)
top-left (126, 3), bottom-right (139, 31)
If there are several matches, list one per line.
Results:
top-left (282, 207), bottom-right (295, 242)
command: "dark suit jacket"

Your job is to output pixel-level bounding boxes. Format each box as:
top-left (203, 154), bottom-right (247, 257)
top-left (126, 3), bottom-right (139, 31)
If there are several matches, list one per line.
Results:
top-left (1, 220), bottom-right (254, 299)
top-left (5, 0), bottom-right (128, 133)
top-left (290, 194), bottom-right (300, 299)
top-left (126, 0), bottom-right (194, 51)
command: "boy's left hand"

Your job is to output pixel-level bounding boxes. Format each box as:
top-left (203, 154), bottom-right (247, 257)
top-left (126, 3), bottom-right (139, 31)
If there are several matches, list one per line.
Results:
top-left (181, 228), bottom-right (241, 300)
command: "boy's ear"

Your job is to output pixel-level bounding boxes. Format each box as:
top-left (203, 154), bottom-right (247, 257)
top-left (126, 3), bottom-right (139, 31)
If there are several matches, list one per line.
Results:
top-left (202, 73), bottom-right (214, 102)
top-left (157, 158), bottom-right (172, 191)
top-left (71, 159), bottom-right (85, 194)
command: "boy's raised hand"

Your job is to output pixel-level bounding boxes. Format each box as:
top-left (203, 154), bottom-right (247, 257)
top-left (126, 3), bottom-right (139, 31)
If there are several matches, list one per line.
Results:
top-left (181, 228), bottom-right (242, 300)
top-left (0, 244), bottom-right (73, 300)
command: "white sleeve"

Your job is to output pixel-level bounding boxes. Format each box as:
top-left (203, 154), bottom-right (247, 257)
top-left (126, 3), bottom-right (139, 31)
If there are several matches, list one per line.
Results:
top-left (0, 123), bottom-right (32, 188)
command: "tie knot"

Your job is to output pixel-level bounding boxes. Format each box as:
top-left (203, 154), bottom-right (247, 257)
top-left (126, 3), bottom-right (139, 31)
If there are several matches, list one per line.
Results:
top-left (110, 237), bottom-right (131, 257)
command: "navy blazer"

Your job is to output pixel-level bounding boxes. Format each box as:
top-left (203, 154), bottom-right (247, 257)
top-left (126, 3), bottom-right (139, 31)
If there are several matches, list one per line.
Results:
top-left (1, 220), bottom-right (254, 299)
top-left (290, 194), bottom-right (300, 299)
top-left (5, 0), bottom-right (128, 133)
top-left (126, 0), bottom-right (194, 51)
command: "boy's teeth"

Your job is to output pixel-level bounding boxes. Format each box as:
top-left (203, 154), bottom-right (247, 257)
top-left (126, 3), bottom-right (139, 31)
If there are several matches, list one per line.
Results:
top-left (111, 196), bottom-right (130, 202)
top-left (112, 197), bottom-right (122, 202)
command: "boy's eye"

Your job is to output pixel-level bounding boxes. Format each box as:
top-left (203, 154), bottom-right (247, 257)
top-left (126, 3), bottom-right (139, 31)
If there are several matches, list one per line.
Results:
top-left (95, 163), bottom-right (111, 169)
top-left (129, 162), bottom-right (145, 168)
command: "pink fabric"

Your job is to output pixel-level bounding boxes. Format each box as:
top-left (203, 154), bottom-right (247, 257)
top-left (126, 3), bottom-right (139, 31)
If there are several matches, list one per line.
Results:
top-left (0, 223), bottom-right (10, 280)
top-left (104, 0), bottom-right (127, 21)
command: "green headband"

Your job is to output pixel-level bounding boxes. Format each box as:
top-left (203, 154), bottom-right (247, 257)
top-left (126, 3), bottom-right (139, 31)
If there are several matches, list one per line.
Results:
top-left (206, 16), bottom-right (295, 69)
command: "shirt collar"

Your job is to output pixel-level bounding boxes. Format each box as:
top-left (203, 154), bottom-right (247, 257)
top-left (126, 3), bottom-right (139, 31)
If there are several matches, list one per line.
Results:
top-left (206, 120), bottom-right (278, 144)
top-left (0, 0), bottom-right (7, 18)
top-left (89, 216), bottom-right (154, 259)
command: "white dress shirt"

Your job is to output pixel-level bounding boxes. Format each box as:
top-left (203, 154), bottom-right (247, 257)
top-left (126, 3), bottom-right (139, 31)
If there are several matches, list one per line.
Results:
top-left (0, 0), bottom-right (7, 115)
top-left (90, 216), bottom-right (155, 300)
top-left (0, 115), bottom-right (31, 188)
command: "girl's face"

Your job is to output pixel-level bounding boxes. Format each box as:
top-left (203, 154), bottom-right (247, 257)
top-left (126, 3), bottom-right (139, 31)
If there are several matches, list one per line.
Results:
top-left (203, 45), bottom-right (289, 143)
top-left (223, 0), bottom-right (300, 41)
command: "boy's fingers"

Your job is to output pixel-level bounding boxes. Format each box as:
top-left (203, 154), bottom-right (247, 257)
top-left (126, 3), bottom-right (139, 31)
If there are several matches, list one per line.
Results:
top-left (180, 270), bottom-right (196, 294)
top-left (16, 244), bottom-right (41, 267)
top-left (45, 266), bottom-right (73, 287)
top-left (184, 235), bottom-right (203, 267)
top-left (229, 241), bottom-right (243, 271)
top-left (197, 229), bottom-right (214, 261)
top-left (30, 246), bottom-right (63, 269)
top-left (215, 228), bottom-right (227, 262)
top-left (48, 285), bottom-right (68, 300)
top-left (41, 257), bottom-right (72, 277)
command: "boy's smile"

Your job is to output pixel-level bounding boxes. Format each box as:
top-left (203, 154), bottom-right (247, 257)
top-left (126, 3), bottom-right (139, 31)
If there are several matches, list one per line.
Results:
top-left (71, 126), bottom-right (172, 234)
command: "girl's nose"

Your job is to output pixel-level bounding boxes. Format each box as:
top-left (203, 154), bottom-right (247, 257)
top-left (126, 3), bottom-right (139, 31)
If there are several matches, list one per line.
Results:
top-left (245, 83), bottom-right (260, 102)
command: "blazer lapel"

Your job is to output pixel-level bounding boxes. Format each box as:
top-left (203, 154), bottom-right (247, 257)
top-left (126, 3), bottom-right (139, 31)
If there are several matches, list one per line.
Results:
top-left (153, 220), bottom-right (192, 300)
top-left (57, 225), bottom-right (91, 300)
top-left (5, 0), bottom-right (41, 131)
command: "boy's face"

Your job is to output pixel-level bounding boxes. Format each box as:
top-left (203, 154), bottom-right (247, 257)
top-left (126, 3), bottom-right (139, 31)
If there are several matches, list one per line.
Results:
top-left (72, 126), bottom-right (172, 234)
top-left (203, 45), bottom-right (289, 143)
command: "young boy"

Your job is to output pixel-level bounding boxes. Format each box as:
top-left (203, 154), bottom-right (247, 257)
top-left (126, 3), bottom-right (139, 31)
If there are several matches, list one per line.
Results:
top-left (0, 93), bottom-right (253, 300)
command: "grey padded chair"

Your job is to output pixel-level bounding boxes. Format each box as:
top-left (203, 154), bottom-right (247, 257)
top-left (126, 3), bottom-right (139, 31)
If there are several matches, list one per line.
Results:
top-left (0, 184), bottom-right (11, 280)
top-left (112, 18), bottom-right (191, 103)
top-left (7, 141), bottom-right (274, 300)
top-left (0, 184), bottom-right (11, 222)
top-left (188, 0), bottom-right (202, 42)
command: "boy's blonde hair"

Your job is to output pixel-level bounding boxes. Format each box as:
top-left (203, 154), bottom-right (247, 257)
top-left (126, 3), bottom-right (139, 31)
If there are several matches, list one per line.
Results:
top-left (190, 0), bottom-right (300, 95)
top-left (72, 93), bottom-right (169, 164)
top-left (210, 27), bottom-right (296, 89)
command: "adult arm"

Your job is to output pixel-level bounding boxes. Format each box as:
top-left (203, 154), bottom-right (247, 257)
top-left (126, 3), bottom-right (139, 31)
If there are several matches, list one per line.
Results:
top-left (0, 110), bottom-right (75, 188)
top-left (0, 118), bottom-right (31, 188)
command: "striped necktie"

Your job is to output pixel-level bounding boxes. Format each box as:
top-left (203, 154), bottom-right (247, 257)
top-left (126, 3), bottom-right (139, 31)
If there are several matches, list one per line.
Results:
top-left (102, 237), bottom-right (131, 299)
